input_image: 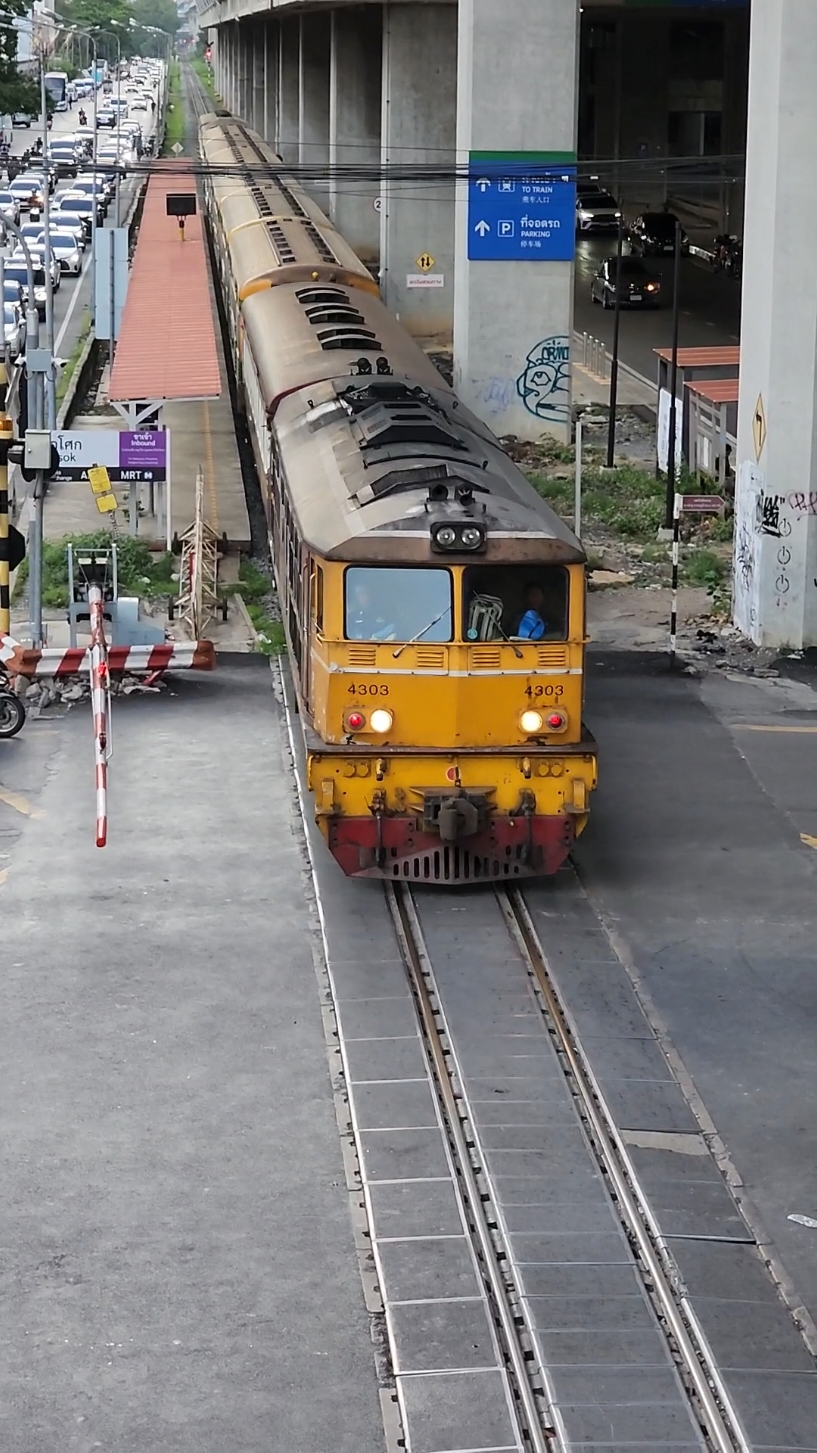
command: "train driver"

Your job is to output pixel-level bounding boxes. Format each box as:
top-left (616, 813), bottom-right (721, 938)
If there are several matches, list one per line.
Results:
top-left (348, 581), bottom-right (395, 641)
top-left (515, 584), bottom-right (547, 641)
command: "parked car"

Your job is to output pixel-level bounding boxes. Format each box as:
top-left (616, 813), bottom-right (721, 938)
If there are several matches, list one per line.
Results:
top-left (576, 186), bottom-right (622, 234)
top-left (590, 255), bottom-right (662, 308)
top-left (3, 301), bottom-right (25, 359)
top-left (37, 227), bottom-right (83, 275)
top-left (629, 211), bottom-right (690, 257)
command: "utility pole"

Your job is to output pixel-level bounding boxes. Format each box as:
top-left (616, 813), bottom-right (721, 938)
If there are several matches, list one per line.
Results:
top-left (40, 61), bottom-right (56, 429)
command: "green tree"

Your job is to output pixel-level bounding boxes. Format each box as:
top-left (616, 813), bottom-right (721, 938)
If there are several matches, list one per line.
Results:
top-left (0, 2), bottom-right (50, 113)
top-left (55, 0), bottom-right (135, 60)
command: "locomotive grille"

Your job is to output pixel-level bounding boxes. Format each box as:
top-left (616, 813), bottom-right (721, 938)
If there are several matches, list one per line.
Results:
top-left (414, 647), bottom-right (447, 669)
top-left (347, 645), bottom-right (377, 666)
top-left (536, 645), bottom-right (568, 667)
top-left (470, 647), bottom-right (502, 669)
top-left (389, 846), bottom-right (529, 883)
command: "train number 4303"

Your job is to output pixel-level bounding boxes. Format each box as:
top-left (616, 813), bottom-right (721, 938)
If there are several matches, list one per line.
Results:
top-left (348, 683), bottom-right (390, 696)
top-left (525, 683), bottom-right (563, 698)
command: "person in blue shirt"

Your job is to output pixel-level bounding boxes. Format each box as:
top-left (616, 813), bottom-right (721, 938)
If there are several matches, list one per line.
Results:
top-left (516, 584), bottom-right (547, 641)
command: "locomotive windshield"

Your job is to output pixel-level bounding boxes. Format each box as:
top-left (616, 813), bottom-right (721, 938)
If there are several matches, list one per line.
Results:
top-left (345, 566), bottom-right (453, 643)
top-left (463, 566), bottom-right (568, 642)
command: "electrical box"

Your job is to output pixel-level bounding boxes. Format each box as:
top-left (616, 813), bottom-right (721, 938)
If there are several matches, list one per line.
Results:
top-left (166, 193), bottom-right (197, 218)
top-left (24, 429), bottom-right (52, 470)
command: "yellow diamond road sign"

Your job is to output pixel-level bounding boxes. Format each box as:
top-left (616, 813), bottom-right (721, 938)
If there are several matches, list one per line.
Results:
top-left (416, 252), bottom-right (436, 273)
top-left (753, 394), bottom-right (767, 461)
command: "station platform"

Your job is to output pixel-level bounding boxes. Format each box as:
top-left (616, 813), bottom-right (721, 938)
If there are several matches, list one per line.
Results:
top-left (43, 163), bottom-right (250, 551)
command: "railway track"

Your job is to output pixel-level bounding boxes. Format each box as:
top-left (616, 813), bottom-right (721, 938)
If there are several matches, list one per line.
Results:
top-left (385, 882), bottom-right (749, 1452)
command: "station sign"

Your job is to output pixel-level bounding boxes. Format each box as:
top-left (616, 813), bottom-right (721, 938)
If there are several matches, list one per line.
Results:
top-left (468, 153), bottom-right (576, 263)
top-left (51, 429), bottom-right (168, 485)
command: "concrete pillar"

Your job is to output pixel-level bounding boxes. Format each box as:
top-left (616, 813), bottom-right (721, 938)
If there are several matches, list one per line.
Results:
top-left (453, 0), bottom-right (579, 442)
top-left (241, 24), bottom-right (253, 123)
top-left (299, 12), bottom-right (330, 208)
top-left (278, 15), bottom-right (300, 163)
top-left (264, 21), bottom-right (279, 150)
top-left (329, 7), bottom-right (381, 263)
top-left (734, 0), bottom-right (817, 650)
top-left (380, 4), bottom-right (456, 336)
top-left (252, 20), bottom-right (265, 136)
top-left (721, 9), bottom-right (750, 234)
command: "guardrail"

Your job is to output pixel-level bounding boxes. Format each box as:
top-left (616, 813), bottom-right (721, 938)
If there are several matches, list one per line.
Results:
top-left (574, 331), bottom-right (657, 407)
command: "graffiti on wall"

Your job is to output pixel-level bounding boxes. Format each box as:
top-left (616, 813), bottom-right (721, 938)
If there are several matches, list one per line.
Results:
top-left (516, 335), bottom-right (570, 423)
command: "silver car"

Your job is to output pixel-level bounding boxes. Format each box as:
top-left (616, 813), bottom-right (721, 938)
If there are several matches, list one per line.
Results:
top-left (575, 187), bottom-right (623, 234)
top-left (3, 301), bottom-right (25, 360)
top-left (35, 228), bottom-right (83, 275)
top-left (0, 190), bottom-right (20, 225)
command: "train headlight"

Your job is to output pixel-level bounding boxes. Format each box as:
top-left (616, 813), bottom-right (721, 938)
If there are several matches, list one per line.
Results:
top-left (370, 708), bottom-right (393, 734)
top-left (435, 526), bottom-right (457, 547)
top-left (347, 711), bottom-right (365, 731)
top-left (460, 526), bottom-right (483, 549)
top-left (520, 709), bottom-right (544, 734)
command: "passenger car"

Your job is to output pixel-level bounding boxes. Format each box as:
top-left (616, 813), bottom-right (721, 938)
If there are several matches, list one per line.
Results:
top-left (629, 212), bottom-right (690, 256)
top-left (35, 228), bottom-right (83, 274)
top-left (8, 175), bottom-right (44, 209)
top-left (96, 109), bottom-right (118, 128)
top-left (3, 301), bottom-right (25, 359)
top-left (54, 192), bottom-right (98, 237)
top-left (0, 189), bottom-right (20, 224)
top-left (591, 256), bottom-right (661, 308)
top-left (575, 186), bottom-right (622, 233)
top-left (200, 112), bottom-right (598, 883)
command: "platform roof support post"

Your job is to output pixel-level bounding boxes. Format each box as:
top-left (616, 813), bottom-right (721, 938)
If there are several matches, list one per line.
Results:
top-left (264, 20), bottom-right (279, 151)
top-left (329, 6), bottom-right (381, 266)
top-left (379, 3), bottom-right (456, 338)
top-left (278, 14), bottom-right (299, 164)
top-left (734, 0), bottom-right (817, 650)
top-left (453, 0), bottom-right (579, 443)
top-left (299, 11), bottom-right (330, 209)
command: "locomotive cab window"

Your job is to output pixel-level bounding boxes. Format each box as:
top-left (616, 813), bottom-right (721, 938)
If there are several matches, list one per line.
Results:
top-left (345, 566), bottom-right (453, 643)
top-left (463, 566), bottom-right (568, 642)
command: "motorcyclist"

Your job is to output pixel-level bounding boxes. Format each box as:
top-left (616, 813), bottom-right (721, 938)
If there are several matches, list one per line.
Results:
top-left (78, 108), bottom-right (87, 127)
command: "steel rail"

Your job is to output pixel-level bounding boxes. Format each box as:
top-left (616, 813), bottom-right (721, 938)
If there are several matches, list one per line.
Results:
top-left (387, 881), bottom-right (556, 1453)
top-left (501, 886), bottom-right (752, 1453)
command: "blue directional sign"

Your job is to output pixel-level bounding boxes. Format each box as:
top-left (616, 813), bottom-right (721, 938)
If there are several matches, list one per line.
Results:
top-left (468, 153), bottom-right (576, 263)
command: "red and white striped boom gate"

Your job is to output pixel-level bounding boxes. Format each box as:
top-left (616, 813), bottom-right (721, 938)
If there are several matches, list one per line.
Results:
top-left (88, 584), bottom-right (110, 848)
top-left (0, 636), bottom-right (216, 678)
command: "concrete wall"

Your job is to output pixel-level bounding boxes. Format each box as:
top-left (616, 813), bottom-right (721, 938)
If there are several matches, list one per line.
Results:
top-left (329, 6), bottom-right (381, 263)
top-left (379, 3), bottom-right (457, 336)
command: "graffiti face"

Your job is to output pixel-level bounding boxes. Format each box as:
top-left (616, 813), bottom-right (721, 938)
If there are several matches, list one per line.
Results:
top-left (516, 335), bottom-right (570, 420)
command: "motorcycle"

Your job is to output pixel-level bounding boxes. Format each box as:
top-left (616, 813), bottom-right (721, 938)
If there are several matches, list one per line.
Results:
top-left (712, 234), bottom-right (742, 280)
top-left (0, 678), bottom-right (25, 738)
top-left (78, 109), bottom-right (87, 127)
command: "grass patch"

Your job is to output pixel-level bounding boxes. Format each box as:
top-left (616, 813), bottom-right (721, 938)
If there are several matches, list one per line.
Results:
top-left (162, 60), bottom-right (184, 155)
top-left (17, 532), bottom-right (176, 610)
top-left (191, 57), bottom-right (215, 100)
top-left (56, 309), bottom-right (92, 405)
top-left (228, 559), bottom-right (285, 656)
top-left (531, 462), bottom-right (667, 540)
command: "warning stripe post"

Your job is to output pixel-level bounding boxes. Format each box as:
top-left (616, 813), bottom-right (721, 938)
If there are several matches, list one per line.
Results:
top-left (88, 584), bottom-right (110, 848)
top-left (0, 636), bottom-right (216, 678)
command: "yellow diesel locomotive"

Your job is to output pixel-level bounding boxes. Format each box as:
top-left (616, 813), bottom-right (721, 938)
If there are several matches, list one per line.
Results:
top-left (200, 113), bottom-right (597, 883)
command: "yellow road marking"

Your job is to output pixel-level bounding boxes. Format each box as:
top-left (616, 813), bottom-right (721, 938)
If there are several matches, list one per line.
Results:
top-left (0, 786), bottom-right (44, 818)
top-left (734, 725), bottom-right (817, 734)
top-left (801, 834), bottom-right (817, 850)
top-left (203, 400), bottom-right (220, 535)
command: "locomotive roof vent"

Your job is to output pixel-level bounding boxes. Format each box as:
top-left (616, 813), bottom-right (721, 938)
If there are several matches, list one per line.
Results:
top-left (354, 398), bottom-right (467, 453)
top-left (296, 286), bottom-right (348, 305)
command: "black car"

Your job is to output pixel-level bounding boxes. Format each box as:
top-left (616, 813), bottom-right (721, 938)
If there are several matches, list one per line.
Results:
top-left (628, 212), bottom-right (690, 257)
top-left (591, 256), bottom-right (662, 309)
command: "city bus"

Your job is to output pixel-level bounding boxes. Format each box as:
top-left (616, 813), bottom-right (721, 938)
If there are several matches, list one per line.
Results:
top-left (43, 71), bottom-right (69, 111)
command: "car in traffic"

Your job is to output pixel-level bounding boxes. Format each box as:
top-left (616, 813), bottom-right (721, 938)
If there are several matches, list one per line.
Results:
top-left (47, 143), bottom-right (82, 178)
top-left (53, 191), bottom-right (99, 237)
top-left (590, 255), bottom-right (662, 309)
top-left (24, 243), bottom-right (61, 292)
top-left (576, 186), bottom-right (622, 234)
top-left (4, 256), bottom-right (47, 316)
top-left (628, 211), bottom-right (691, 257)
top-left (12, 111), bottom-right (32, 127)
top-left (36, 227), bottom-right (83, 274)
top-left (8, 175), bottom-right (45, 210)
top-left (70, 176), bottom-right (110, 214)
top-left (3, 301), bottom-right (25, 359)
top-left (96, 109), bottom-right (118, 128)
top-left (131, 95), bottom-right (148, 112)
top-left (3, 278), bottom-right (25, 312)
top-left (45, 212), bottom-right (85, 250)
top-left (0, 189), bottom-right (20, 224)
